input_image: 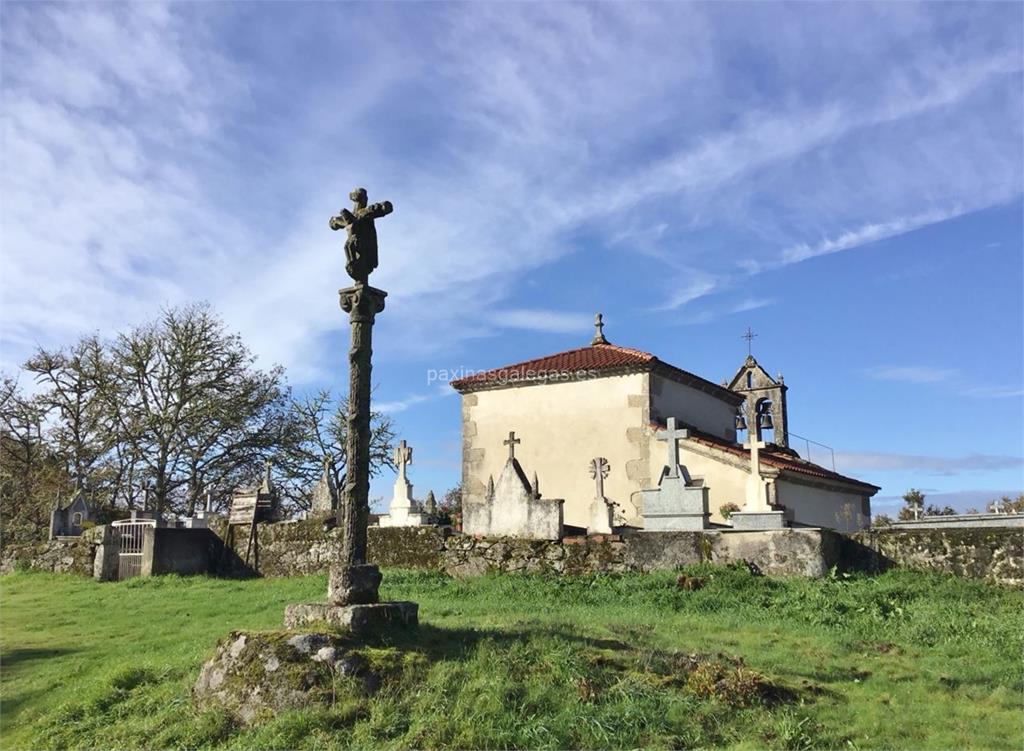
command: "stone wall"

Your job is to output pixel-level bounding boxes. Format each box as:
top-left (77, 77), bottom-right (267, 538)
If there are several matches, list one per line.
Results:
top-left (844, 528), bottom-right (1024, 586)
top-left (0, 526), bottom-right (102, 575)
top-left (210, 519), bottom-right (446, 578)
top-left (210, 520), bottom-right (837, 579)
top-left (3, 521), bottom-right (1019, 587)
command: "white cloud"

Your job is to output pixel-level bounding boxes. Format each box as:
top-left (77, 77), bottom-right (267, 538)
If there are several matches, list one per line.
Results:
top-left (490, 310), bottom-right (594, 335)
top-left (836, 451), bottom-right (1023, 475)
top-left (864, 366), bottom-right (959, 385)
top-left (1, 2), bottom-right (1020, 385)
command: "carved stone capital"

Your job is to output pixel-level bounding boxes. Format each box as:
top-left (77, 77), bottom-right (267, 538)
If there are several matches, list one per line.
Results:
top-left (339, 284), bottom-right (387, 323)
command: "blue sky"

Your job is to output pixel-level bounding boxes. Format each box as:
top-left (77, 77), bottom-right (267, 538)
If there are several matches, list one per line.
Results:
top-left (2, 2), bottom-right (1021, 514)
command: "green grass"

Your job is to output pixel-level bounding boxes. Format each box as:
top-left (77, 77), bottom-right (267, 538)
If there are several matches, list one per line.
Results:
top-left (2, 565), bottom-right (1022, 749)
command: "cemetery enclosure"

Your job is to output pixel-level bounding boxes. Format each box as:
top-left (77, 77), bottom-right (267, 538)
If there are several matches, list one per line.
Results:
top-left (2, 568), bottom-right (1022, 750)
top-left (2, 523), bottom-right (1023, 585)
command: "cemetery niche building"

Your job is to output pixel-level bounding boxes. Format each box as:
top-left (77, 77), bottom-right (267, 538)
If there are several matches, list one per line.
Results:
top-left (452, 316), bottom-right (878, 534)
top-left (49, 483), bottom-right (94, 539)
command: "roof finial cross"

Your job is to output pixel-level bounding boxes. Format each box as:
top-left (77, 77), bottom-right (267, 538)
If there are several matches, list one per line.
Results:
top-left (742, 326), bottom-right (758, 356)
top-left (503, 430), bottom-right (521, 461)
top-left (592, 312), bottom-right (609, 345)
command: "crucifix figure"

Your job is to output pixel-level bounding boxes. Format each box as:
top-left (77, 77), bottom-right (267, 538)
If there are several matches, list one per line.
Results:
top-left (655, 417), bottom-right (690, 479)
top-left (394, 439), bottom-right (413, 482)
top-left (742, 327), bottom-right (757, 355)
top-left (329, 187), bottom-right (394, 284)
top-left (503, 430), bottom-right (521, 461)
top-left (589, 457), bottom-right (610, 499)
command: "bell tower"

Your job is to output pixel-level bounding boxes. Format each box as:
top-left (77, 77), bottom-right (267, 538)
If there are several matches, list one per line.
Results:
top-left (728, 352), bottom-right (789, 448)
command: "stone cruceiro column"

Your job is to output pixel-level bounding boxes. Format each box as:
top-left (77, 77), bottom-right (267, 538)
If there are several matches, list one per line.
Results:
top-left (283, 187), bottom-right (417, 633)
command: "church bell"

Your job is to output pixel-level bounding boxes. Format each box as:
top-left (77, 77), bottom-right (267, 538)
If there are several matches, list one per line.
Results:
top-left (758, 412), bottom-right (774, 431)
top-left (734, 412), bottom-right (748, 432)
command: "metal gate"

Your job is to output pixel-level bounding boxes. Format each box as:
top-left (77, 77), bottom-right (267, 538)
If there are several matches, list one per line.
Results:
top-left (111, 519), bottom-right (156, 580)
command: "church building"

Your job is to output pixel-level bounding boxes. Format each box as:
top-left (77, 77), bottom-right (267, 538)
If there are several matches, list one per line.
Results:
top-left (451, 316), bottom-right (878, 533)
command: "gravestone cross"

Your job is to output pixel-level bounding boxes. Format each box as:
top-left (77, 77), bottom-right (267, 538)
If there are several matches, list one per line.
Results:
top-left (655, 418), bottom-right (690, 479)
top-left (503, 431), bottom-right (521, 461)
top-left (589, 457), bottom-right (610, 499)
top-left (394, 440), bottom-right (412, 481)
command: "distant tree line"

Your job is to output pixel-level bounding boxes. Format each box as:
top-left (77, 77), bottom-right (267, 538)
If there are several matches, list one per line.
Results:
top-left (0, 304), bottom-right (396, 547)
top-left (873, 488), bottom-right (1024, 526)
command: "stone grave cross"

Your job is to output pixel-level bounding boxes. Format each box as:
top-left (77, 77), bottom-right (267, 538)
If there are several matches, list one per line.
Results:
top-left (656, 418), bottom-right (690, 479)
top-left (503, 430), bottom-right (521, 461)
top-left (589, 457), bottom-right (610, 499)
top-left (394, 440), bottom-right (412, 482)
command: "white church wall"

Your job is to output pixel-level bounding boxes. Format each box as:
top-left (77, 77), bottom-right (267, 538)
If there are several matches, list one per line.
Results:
top-left (463, 372), bottom-right (648, 528)
top-left (775, 478), bottom-right (870, 532)
top-left (650, 374), bottom-right (737, 442)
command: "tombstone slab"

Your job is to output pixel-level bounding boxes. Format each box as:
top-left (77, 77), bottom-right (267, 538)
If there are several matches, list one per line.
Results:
top-left (641, 476), bottom-right (710, 531)
top-left (730, 510), bottom-right (787, 530)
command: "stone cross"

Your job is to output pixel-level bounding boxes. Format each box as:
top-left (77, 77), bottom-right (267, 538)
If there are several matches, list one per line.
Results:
top-left (205, 490), bottom-right (213, 513)
top-left (592, 313), bottom-right (608, 345)
top-left (394, 440), bottom-right (412, 481)
top-left (503, 430), bottom-right (521, 461)
top-left (329, 187), bottom-right (394, 284)
top-left (589, 457), bottom-right (610, 499)
top-left (744, 433), bottom-right (770, 511)
top-left (655, 418), bottom-right (690, 479)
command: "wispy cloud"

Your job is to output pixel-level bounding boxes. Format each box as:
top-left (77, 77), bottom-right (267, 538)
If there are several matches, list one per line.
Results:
top-left (1, 2), bottom-right (1020, 384)
top-left (863, 366), bottom-right (1022, 399)
top-left (677, 296), bottom-right (776, 325)
top-left (375, 385), bottom-right (454, 415)
top-left (836, 451), bottom-right (1023, 475)
top-left (768, 207), bottom-right (969, 271)
top-left (491, 310), bottom-right (594, 335)
top-left (864, 366), bottom-right (959, 385)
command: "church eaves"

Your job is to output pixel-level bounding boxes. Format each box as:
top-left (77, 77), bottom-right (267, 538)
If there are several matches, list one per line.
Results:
top-left (450, 342), bottom-right (742, 405)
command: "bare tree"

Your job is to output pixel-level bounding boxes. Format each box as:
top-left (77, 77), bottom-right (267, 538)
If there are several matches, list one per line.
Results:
top-left (274, 389), bottom-right (396, 512)
top-left (95, 304), bottom-right (292, 516)
top-left (0, 376), bottom-right (66, 546)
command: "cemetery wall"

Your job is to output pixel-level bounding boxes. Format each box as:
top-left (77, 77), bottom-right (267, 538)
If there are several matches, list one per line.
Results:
top-left (143, 528), bottom-right (222, 577)
top-left (0, 526), bottom-right (102, 575)
top-left (209, 521), bottom-right (838, 579)
top-left (843, 528), bottom-right (1023, 586)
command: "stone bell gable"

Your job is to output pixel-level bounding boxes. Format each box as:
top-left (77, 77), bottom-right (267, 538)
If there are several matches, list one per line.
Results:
top-left (728, 354), bottom-right (789, 448)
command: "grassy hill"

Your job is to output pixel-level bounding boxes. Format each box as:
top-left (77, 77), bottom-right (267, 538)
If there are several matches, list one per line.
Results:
top-left (1, 565), bottom-right (1021, 749)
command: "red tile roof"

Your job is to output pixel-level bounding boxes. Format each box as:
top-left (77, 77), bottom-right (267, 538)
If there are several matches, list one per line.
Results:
top-left (451, 343), bottom-right (741, 404)
top-left (654, 421), bottom-right (879, 493)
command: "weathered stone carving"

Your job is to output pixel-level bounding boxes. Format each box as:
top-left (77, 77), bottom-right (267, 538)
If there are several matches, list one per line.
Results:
top-left (329, 187), bottom-right (393, 284)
